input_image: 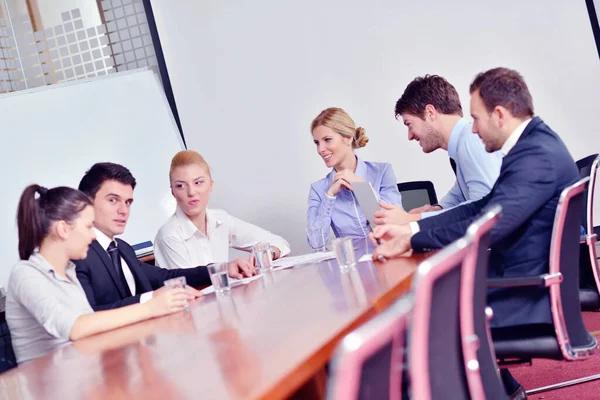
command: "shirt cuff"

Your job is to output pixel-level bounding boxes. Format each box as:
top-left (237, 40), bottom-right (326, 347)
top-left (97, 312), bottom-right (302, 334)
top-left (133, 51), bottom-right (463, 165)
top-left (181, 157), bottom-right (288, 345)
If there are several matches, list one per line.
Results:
top-left (409, 221), bottom-right (420, 234)
top-left (320, 193), bottom-right (336, 216)
top-left (140, 291), bottom-right (153, 304)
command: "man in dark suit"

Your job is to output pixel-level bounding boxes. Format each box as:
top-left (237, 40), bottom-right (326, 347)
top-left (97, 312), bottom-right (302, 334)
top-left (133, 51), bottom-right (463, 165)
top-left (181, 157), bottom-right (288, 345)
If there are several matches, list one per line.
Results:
top-left (75, 162), bottom-right (255, 311)
top-left (371, 68), bottom-right (578, 399)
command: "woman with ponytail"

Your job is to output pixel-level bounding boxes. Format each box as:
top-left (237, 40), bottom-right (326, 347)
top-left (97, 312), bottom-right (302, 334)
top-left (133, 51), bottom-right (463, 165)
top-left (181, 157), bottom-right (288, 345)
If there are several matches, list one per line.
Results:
top-left (307, 107), bottom-right (403, 244)
top-left (7, 185), bottom-right (189, 363)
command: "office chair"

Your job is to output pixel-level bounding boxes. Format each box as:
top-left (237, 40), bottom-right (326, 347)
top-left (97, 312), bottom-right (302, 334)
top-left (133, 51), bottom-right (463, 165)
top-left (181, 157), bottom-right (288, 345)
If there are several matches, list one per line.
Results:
top-left (576, 154), bottom-right (600, 310)
top-left (460, 205), bottom-right (507, 400)
top-left (396, 181), bottom-right (438, 212)
top-left (489, 178), bottom-right (599, 395)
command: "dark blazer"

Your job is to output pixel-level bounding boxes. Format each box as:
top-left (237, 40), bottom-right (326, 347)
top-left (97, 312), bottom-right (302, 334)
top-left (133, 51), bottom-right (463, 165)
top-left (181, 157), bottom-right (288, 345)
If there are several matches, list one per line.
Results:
top-left (75, 238), bottom-right (210, 311)
top-left (412, 117), bottom-right (578, 328)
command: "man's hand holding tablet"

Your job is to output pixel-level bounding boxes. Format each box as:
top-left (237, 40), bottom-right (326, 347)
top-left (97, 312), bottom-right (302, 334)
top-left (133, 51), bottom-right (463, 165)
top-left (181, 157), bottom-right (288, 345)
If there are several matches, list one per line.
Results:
top-left (373, 202), bottom-right (420, 226)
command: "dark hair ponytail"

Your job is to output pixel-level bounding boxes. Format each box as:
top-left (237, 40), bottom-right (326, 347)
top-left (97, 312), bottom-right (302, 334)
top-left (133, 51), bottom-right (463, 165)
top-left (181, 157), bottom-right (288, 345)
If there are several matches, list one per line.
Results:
top-left (17, 184), bottom-right (92, 260)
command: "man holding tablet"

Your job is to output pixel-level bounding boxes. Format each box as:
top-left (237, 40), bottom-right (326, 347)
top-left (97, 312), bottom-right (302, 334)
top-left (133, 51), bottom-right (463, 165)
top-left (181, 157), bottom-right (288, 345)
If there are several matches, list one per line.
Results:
top-left (374, 75), bottom-right (502, 226)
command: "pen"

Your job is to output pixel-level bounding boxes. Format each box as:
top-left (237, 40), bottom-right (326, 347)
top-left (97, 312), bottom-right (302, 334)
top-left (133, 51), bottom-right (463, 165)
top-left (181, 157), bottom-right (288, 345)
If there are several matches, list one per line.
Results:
top-left (366, 220), bottom-right (381, 245)
top-left (366, 221), bottom-right (386, 262)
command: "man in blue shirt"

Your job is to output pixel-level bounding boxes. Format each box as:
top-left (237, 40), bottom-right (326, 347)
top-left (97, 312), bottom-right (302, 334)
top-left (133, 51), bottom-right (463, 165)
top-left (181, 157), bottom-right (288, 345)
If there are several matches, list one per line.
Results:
top-left (375, 75), bottom-right (502, 225)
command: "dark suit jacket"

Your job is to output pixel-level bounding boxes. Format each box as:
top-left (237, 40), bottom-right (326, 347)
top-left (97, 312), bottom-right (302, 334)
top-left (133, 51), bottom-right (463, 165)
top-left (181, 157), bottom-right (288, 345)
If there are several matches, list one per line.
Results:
top-left (412, 117), bottom-right (578, 328)
top-left (75, 238), bottom-right (210, 311)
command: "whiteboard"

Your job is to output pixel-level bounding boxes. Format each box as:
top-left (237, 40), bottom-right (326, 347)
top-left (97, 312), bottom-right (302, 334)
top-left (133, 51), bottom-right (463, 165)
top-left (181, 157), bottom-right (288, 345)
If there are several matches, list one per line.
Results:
top-left (0, 69), bottom-right (183, 288)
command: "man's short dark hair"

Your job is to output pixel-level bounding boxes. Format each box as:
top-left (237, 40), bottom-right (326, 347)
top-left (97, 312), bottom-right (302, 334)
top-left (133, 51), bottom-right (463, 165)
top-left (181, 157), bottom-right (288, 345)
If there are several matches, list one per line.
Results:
top-left (395, 75), bottom-right (463, 119)
top-left (78, 162), bottom-right (137, 199)
top-left (469, 67), bottom-right (534, 118)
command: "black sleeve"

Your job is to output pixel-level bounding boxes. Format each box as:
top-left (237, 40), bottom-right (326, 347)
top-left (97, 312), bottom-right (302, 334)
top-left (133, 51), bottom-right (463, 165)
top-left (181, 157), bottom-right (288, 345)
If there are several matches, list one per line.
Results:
top-left (75, 260), bottom-right (142, 311)
top-left (138, 262), bottom-right (211, 289)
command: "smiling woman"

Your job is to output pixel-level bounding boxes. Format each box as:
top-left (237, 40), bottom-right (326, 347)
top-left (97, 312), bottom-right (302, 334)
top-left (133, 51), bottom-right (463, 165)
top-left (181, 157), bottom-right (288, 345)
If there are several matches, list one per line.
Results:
top-left (153, 150), bottom-right (291, 269)
top-left (307, 107), bottom-right (403, 245)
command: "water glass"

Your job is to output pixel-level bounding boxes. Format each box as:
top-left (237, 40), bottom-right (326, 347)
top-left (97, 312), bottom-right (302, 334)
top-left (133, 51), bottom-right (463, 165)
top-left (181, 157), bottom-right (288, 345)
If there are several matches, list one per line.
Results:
top-left (163, 276), bottom-right (189, 310)
top-left (208, 263), bottom-right (231, 293)
top-left (306, 226), bottom-right (327, 252)
top-left (252, 241), bottom-right (274, 270)
top-left (164, 276), bottom-right (187, 289)
top-left (332, 236), bottom-right (357, 270)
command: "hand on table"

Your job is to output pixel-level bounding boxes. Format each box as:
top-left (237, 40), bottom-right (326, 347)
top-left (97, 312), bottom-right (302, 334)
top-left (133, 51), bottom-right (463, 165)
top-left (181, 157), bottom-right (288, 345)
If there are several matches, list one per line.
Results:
top-left (369, 224), bottom-right (414, 259)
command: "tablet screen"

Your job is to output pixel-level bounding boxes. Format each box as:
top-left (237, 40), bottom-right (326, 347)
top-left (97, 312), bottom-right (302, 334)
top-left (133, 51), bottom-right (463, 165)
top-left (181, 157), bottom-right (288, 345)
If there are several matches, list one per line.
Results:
top-left (352, 181), bottom-right (381, 226)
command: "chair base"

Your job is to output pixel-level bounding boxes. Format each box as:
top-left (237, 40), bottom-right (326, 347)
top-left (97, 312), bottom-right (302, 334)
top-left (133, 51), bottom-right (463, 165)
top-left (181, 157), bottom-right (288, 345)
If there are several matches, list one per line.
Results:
top-left (497, 358), bottom-right (533, 368)
top-left (526, 373), bottom-right (600, 395)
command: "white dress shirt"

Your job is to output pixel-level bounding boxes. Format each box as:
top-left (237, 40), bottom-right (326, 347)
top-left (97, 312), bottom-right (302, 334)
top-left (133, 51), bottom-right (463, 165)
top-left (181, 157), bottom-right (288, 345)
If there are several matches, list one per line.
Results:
top-left (7, 253), bottom-right (93, 363)
top-left (94, 228), bottom-right (153, 303)
top-left (500, 118), bottom-right (532, 156)
top-left (154, 208), bottom-right (291, 269)
top-left (410, 118), bottom-right (533, 234)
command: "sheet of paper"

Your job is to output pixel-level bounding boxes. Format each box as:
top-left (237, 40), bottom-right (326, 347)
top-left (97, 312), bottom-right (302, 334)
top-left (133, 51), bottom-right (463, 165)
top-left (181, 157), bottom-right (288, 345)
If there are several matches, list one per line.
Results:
top-left (200, 274), bottom-right (264, 295)
top-left (272, 251), bottom-right (336, 269)
top-left (200, 252), bottom-right (337, 295)
top-left (358, 254), bottom-right (373, 262)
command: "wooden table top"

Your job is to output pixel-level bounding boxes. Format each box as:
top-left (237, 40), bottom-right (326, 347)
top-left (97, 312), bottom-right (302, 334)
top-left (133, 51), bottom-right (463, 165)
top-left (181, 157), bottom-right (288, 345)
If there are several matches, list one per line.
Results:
top-left (0, 240), bottom-right (429, 400)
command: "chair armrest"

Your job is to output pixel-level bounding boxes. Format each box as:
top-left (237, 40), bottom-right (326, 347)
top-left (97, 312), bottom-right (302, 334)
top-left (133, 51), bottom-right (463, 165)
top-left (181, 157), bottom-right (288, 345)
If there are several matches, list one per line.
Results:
top-left (487, 273), bottom-right (562, 288)
top-left (582, 233), bottom-right (598, 246)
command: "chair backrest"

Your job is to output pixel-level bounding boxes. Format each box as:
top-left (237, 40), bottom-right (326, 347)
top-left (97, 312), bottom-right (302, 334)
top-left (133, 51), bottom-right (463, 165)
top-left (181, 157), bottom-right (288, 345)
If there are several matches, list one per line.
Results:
top-left (576, 155), bottom-right (600, 297)
top-left (550, 177), bottom-right (598, 359)
top-left (327, 295), bottom-right (413, 400)
top-left (409, 237), bottom-right (471, 400)
top-left (461, 205), bottom-right (506, 400)
top-left (576, 154), bottom-right (599, 232)
top-left (0, 314), bottom-right (16, 374)
top-left (396, 181), bottom-right (438, 211)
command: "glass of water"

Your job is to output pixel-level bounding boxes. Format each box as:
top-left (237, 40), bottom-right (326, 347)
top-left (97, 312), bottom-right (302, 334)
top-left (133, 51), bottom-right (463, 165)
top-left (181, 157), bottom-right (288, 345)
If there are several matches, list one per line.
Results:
top-left (306, 226), bottom-right (327, 252)
top-left (207, 263), bottom-right (231, 293)
top-left (252, 241), bottom-right (273, 271)
top-left (163, 276), bottom-right (189, 310)
top-left (332, 237), bottom-right (357, 270)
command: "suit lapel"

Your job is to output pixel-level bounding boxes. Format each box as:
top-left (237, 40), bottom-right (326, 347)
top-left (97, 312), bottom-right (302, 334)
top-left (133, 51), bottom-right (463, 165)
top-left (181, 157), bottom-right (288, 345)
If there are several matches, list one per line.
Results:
top-left (90, 240), bottom-right (126, 297)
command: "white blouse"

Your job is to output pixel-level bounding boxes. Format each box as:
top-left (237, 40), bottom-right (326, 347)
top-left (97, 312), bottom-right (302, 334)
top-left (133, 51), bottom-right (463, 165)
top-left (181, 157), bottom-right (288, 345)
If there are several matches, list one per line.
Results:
top-left (154, 207), bottom-right (291, 269)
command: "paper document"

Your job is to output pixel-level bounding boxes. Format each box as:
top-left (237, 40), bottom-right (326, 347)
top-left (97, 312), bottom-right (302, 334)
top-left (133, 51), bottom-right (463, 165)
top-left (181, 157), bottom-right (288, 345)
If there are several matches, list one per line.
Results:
top-left (358, 254), bottom-right (373, 263)
top-left (200, 274), bottom-right (264, 295)
top-left (272, 251), bottom-right (336, 269)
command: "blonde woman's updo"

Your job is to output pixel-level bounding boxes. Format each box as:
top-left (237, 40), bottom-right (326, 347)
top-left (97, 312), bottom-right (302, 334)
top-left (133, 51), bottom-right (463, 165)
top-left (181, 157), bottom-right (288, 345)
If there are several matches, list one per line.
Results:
top-left (311, 107), bottom-right (369, 149)
top-left (169, 150), bottom-right (212, 180)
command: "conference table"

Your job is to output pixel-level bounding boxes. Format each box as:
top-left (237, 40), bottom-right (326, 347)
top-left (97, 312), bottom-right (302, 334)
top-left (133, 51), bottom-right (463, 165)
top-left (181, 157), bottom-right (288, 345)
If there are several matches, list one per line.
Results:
top-left (0, 240), bottom-right (430, 400)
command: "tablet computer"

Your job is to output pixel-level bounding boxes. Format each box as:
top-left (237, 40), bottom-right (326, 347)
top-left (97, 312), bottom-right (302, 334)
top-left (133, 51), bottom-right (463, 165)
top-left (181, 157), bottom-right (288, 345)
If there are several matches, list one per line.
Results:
top-left (352, 181), bottom-right (381, 226)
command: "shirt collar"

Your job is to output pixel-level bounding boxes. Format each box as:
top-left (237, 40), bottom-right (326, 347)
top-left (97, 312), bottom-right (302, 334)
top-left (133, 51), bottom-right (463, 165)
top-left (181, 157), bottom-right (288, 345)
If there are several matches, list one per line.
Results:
top-left (93, 227), bottom-right (115, 250)
top-left (327, 156), bottom-right (367, 184)
top-left (500, 118), bottom-right (532, 157)
top-left (175, 207), bottom-right (223, 240)
top-left (447, 118), bottom-right (468, 160)
top-left (354, 156), bottom-right (368, 181)
top-left (32, 252), bottom-right (77, 282)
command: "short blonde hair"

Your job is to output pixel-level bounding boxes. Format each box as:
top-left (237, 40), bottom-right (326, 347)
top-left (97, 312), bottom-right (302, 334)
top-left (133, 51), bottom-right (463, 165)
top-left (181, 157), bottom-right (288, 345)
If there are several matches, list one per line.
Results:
top-left (311, 107), bottom-right (369, 149)
top-left (169, 150), bottom-right (212, 179)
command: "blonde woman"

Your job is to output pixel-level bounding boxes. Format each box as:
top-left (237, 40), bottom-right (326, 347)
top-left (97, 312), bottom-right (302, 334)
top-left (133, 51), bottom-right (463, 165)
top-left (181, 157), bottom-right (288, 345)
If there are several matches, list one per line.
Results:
top-left (308, 107), bottom-right (402, 244)
top-left (154, 150), bottom-right (290, 269)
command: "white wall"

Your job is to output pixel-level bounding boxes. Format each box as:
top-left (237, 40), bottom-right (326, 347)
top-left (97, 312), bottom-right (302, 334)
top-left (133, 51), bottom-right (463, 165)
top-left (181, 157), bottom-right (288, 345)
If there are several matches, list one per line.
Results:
top-left (150, 0), bottom-right (600, 254)
top-left (0, 70), bottom-right (182, 287)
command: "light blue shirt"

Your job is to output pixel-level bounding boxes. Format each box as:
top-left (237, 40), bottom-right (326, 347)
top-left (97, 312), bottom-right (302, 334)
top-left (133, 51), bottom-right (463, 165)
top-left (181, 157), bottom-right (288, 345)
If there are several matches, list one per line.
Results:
top-left (422, 118), bottom-right (502, 218)
top-left (307, 157), bottom-right (403, 242)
